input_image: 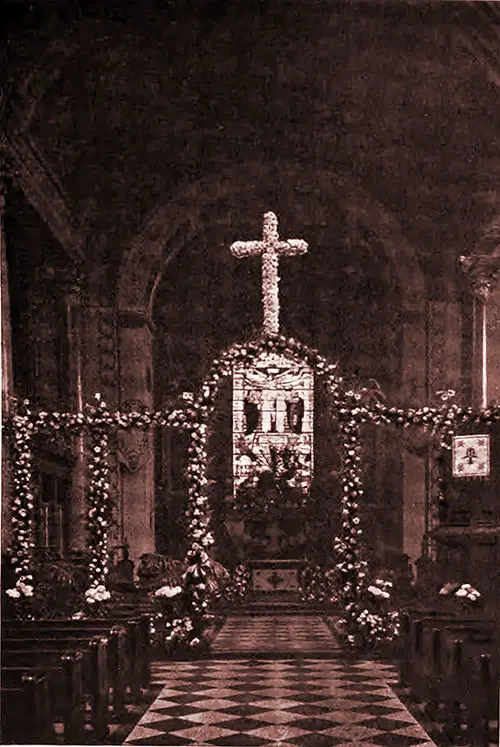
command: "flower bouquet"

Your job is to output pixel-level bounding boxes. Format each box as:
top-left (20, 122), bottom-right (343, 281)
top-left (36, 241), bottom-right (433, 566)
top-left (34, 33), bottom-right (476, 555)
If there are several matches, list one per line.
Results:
top-left (84, 584), bottom-right (111, 616)
top-left (336, 578), bottom-right (400, 653)
top-left (438, 581), bottom-right (481, 611)
top-left (152, 584), bottom-right (183, 619)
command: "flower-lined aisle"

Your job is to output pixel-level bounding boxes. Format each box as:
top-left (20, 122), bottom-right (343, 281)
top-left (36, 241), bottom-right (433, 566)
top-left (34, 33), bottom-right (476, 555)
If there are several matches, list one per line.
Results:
top-left (5, 332), bottom-right (500, 651)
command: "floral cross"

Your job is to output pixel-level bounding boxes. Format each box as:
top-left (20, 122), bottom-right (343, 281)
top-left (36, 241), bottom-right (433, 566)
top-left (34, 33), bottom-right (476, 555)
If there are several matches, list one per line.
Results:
top-left (230, 212), bottom-right (308, 335)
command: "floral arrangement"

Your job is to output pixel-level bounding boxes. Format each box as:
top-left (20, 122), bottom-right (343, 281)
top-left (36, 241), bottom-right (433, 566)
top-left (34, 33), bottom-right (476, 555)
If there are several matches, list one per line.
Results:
top-left (439, 582), bottom-right (481, 603)
top-left (230, 211), bottom-right (308, 335)
top-left (223, 564), bottom-right (252, 602)
top-left (234, 442), bottom-right (310, 517)
top-left (5, 331), bottom-right (500, 643)
top-left (155, 584), bottom-right (183, 600)
top-left (367, 579), bottom-right (393, 599)
top-left (299, 564), bottom-right (337, 605)
top-left (150, 563), bottom-right (211, 653)
top-left (165, 616), bottom-right (202, 651)
top-left (338, 578), bottom-right (400, 650)
top-left (85, 584), bottom-right (111, 606)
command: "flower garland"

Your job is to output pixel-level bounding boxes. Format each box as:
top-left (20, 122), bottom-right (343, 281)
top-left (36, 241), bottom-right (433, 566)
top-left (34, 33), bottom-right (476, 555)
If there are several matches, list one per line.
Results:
top-left (85, 396), bottom-right (112, 604)
top-left (6, 401), bottom-right (35, 600)
top-left (6, 333), bottom-right (500, 640)
top-left (334, 420), bottom-right (367, 618)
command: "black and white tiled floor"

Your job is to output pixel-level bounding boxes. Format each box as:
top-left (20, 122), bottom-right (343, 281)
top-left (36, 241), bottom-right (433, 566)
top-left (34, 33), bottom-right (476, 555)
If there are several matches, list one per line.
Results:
top-left (124, 616), bottom-right (437, 747)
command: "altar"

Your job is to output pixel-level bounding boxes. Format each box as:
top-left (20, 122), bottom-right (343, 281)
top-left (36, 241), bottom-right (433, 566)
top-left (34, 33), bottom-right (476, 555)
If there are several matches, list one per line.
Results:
top-left (250, 559), bottom-right (303, 594)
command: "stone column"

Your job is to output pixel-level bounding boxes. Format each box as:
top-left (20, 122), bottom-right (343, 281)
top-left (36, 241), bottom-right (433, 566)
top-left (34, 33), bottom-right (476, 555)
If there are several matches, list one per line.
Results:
top-left (1, 174), bottom-right (14, 547)
top-left (460, 254), bottom-right (500, 407)
top-left (400, 300), bottom-right (427, 567)
top-left (64, 277), bottom-right (87, 551)
top-left (117, 309), bottom-right (155, 568)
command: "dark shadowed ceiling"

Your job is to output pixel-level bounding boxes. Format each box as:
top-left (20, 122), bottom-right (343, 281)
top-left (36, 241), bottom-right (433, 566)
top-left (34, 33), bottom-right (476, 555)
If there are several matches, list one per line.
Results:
top-left (2, 1), bottom-right (500, 397)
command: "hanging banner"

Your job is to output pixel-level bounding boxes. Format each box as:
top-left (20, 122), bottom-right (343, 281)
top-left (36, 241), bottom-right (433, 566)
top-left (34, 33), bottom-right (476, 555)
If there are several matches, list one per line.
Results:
top-left (452, 434), bottom-right (490, 478)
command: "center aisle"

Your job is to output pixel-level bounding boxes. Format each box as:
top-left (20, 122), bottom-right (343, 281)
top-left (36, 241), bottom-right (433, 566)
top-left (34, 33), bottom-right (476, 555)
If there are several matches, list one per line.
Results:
top-left (211, 614), bottom-right (340, 656)
top-left (124, 615), bottom-right (438, 747)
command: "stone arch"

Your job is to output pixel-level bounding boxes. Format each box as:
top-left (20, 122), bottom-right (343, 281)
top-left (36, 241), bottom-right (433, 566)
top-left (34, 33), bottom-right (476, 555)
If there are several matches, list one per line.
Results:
top-left (117, 162), bottom-right (424, 314)
top-left (115, 162), bottom-right (425, 566)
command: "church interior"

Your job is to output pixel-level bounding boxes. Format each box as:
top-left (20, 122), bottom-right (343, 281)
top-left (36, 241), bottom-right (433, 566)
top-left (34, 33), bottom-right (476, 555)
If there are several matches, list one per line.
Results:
top-left (1, 1), bottom-right (500, 745)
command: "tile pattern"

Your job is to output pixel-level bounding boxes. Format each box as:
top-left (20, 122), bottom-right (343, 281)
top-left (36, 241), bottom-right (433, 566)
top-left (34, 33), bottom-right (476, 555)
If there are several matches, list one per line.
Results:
top-left (125, 658), bottom-right (438, 746)
top-left (211, 615), bottom-right (339, 655)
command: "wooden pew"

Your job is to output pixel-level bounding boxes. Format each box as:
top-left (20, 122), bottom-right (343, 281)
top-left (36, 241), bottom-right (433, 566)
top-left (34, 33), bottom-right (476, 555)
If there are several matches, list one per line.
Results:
top-left (1, 650), bottom-right (85, 743)
top-left (399, 611), bottom-right (498, 744)
top-left (443, 638), bottom-right (499, 746)
top-left (1, 670), bottom-right (54, 744)
top-left (3, 622), bottom-right (128, 720)
top-left (2, 610), bottom-right (152, 704)
top-left (3, 635), bottom-right (109, 740)
top-left (399, 611), bottom-right (493, 699)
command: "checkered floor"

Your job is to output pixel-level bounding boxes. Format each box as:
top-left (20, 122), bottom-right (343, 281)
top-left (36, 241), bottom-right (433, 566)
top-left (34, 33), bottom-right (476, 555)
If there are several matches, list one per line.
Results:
top-left (124, 617), bottom-right (437, 746)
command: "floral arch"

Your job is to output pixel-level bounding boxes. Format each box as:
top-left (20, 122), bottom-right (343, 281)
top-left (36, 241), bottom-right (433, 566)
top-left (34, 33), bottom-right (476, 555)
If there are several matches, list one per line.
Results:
top-left (6, 331), bottom-right (497, 647)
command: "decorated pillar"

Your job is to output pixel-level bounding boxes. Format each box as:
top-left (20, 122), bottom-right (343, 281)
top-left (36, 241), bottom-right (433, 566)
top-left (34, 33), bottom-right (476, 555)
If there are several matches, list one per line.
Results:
top-left (1, 171), bottom-right (14, 546)
top-left (83, 302), bottom-right (121, 555)
top-left (117, 309), bottom-right (155, 567)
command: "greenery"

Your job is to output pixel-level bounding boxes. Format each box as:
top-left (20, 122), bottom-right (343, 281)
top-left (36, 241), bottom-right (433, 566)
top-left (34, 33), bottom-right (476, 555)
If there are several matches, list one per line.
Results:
top-left (299, 564), bottom-right (337, 605)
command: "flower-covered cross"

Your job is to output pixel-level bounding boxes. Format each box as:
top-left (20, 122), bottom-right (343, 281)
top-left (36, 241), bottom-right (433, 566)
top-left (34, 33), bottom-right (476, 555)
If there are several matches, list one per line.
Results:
top-left (230, 212), bottom-right (308, 335)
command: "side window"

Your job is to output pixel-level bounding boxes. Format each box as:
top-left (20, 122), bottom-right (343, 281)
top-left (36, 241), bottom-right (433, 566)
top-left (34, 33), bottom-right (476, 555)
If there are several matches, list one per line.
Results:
top-left (36, 472), bottom-right (70, 558)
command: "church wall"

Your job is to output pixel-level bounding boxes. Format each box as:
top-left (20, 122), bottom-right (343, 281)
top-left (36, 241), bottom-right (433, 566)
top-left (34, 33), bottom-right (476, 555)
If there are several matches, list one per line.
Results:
top-left (486, 288), bottom-right (500, 406)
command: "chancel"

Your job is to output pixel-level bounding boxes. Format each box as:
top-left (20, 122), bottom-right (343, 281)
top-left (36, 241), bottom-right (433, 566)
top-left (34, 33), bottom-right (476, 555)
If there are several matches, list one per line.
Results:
top-left (1, 2), bottom-right (500, 746)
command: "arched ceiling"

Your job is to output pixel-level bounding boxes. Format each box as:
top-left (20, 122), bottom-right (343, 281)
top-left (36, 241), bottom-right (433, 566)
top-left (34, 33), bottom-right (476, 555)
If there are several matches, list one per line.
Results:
top-left (2, 0), bottom-right (500, 302)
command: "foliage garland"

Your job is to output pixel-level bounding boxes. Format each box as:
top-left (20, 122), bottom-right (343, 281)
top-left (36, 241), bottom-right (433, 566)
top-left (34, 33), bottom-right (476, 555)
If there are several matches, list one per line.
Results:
top-left (86, 397), bottom-right (112, 604)
top-left (5, 333), bottom-right (500, 645)
top-left (6, 400), bottom-right (35, 600)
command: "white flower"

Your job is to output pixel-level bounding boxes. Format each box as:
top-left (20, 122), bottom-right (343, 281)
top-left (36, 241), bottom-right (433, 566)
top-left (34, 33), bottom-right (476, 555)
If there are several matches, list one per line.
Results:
top-left (155, 585), bottom-right (182, 599)
top-left (6, 588), bottom-right (20, 598)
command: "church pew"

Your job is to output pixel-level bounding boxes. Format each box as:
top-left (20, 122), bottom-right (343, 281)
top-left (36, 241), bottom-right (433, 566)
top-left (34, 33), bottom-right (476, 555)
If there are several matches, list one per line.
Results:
top-left (2, 636), bottom-right (109, 740)
top-left (3, 623), bottom-right (128, 720)
top-left (3, 614), bottom-right (150, 701)
top-left (1, 670), bottom-right (54, 744)
top-left (1, 650), bottom-right (85, 742)
top-left (399, 614), bottom-right (493, 719)
top-left (412, 619), bottom-right (495, 704)
top-left (400, 615), bottom-right (498, 744)
top-left (442, 639), bottom-right (499, 746)
top-left (398, 611), bottom-right (493, 693)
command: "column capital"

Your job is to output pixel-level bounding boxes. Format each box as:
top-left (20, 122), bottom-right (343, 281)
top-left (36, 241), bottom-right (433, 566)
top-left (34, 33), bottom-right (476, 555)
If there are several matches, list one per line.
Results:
top-left (460, 254), bottom-right (500, 300)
